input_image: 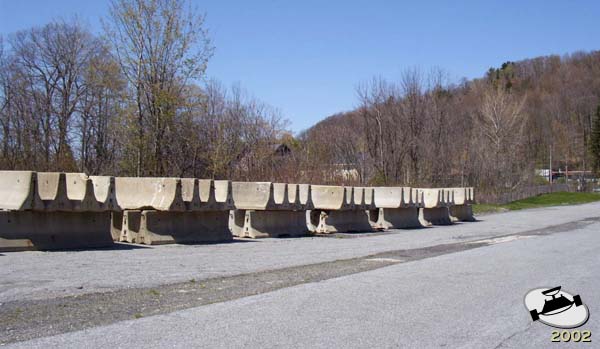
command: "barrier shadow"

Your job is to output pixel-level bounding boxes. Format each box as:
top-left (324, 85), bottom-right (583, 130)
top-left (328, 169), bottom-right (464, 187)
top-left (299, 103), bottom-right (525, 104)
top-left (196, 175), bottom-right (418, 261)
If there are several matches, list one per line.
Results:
top-left (39, 242), bottom-right (152, 252)
top-left (394, 224), bottom-right (432, 230)
top-left (272, 233), bottom-right (315, 239)
top-left (174, 238), bottom-right (258, 245)
top-left (452, 219), bottom-right (482, 223)
top-left (315, 230), bottom-right (394, 238)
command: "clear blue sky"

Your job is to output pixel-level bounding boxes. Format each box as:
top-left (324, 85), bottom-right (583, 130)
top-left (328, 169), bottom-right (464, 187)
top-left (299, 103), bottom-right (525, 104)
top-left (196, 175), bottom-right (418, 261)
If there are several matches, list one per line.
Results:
top-left (1, 0), bottom-right (599, 133)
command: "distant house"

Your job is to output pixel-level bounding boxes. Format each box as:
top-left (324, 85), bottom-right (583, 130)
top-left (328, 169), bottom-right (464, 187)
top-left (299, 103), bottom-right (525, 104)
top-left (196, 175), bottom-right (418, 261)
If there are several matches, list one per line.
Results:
top-left (234, 142), bottom-right (293, 174)
top-left (271, 143), bottom-right (292, 157)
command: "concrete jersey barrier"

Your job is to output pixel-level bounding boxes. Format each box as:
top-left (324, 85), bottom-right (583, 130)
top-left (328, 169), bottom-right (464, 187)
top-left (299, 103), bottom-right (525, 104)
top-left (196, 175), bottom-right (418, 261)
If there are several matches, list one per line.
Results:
top-left (353, 187), bottom-right (376, 210)
top-left (0, 171), bottom-right (36, 210)
top-left (416, 188), bottom-right (452, 208)
top-left (311, 185), bottom-right (354, 210)
top-left (466, 187), bottom-right (475, 204)
top-left (298, 184), bottom-right (314, 210)
top-left (199, 179), bottom-right (234, 210)
top-left (65, 173), bottom-right (108, 211)
top-left (1, 169), bottom-right (478, 248)
top-left (231, 182), bottom-right (295, 210)
top-left (448, 187), bottom-right (473, 206)
top-left (25, 172), bottom-right (104, 212)
top-left (180, 178), bottom-right (234, 211)
top-left (0, 171), bottom-right (114, 251)
top-left (373, 187), bottom-right (413, 208)
top-left (89, 176), bottom-right (119, 211)
top-left (115, 177), bottom-right (185, 211)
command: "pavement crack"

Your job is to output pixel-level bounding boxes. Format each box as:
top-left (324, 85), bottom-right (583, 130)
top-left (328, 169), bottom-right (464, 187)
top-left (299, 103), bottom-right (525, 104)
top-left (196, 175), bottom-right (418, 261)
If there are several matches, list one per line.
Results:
top-left (493, 323), bottom-right (533, 349)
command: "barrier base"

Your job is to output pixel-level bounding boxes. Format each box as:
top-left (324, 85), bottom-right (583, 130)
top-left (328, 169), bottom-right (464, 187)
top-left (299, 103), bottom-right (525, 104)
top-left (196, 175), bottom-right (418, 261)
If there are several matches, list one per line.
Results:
top-left (123, 210), bottom-right (233, 245)
top-left (450, 205), bottom-right (475, 222)
top-left (120, 210), bottom-right (142, 243)
top-left (306, 210), bottom-right (320, 233)
top-left (0, 210), bottom-right (112, 252)
top-left (242, 210), bottom-right (308, 238)
top-left (316, 210), bottom-right (373, 234)
top-left (111, 211), bottom-right (123, 241)
top-left (376, 207), bottom-right (422, 229)
top-left (229, 209), bottom-right (246, 237)
top-left (419, 207), bottom-right (452, 226)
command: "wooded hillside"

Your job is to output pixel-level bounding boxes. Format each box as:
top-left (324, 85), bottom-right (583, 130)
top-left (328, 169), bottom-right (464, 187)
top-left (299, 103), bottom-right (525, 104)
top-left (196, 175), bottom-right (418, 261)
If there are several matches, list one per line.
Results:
top-left (2, 0), bottom-right (600, 197)
top-left (301, 52), bottom-right (600, 195)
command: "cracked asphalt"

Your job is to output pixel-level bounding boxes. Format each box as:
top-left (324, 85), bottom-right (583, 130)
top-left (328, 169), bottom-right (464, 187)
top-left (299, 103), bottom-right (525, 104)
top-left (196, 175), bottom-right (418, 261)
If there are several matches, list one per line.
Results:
top-left (1, 202), bottom-right (600, 348)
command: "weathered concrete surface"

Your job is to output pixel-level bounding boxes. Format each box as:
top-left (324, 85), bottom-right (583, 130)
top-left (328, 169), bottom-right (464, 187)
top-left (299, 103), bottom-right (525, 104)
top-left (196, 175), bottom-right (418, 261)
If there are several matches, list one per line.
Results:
top-left (297, 184), bottom-right (314, 210)
top-left (242, 210), bottom-right (309, 238)
top-left (230, 182), bottom-right (305, 239)
top-left (33, 172), bottom-right (72, 211)
top-left (411, 188), bottom-right (424, 207)
top-left (34, 172), bottom-right (113, 212)
top-left (114, 177), bottom-right (185, 211)
top-left (0, 172), bottom-right (115, 251)
top-left (371, 187), bottom-right (423, 229)
top-left (287, 184), bottom-right (312, 210)
top-left (416, 188), bottom-right (450, 208)
top-left (352, 187), bottom-right (376, 210)
top-left (228, 209), bottom-right (246, 237)
top-left (181, 178), bottom-right (202, 211)
top-left (450, 204), bottom-right (476, 222)
top-left (315, 210), bottom-right (373, 234)
top-left (110, 212), bottom-right (123, 241)
top-left (375, 207), bottom-right (422, 229)
top-left (311, 185), bottom-right (351, 210)
top-left (466, 187), bottom-right (475, 204)
top-left (363, 187), bottom-right (375, 209)
top-left (373, 187), bottom-right (413, 208)
top-left (64, 173), bottom-right (104, 212)
top-left (231, 182), bottom-right (273, 210)
top-left (231, 182), bottom-right (294, 210)
top-left (136, 210), bottom-right (232, 245)
top-left (449, 187), bottom-right (468, 205)
top-left (119, 209), bottom-right (232, 245)
top-left (344, 187), bottom-right (355, 209)
top-left (0, 211), bottom-right (113, 252)
top-left (205, 180), bottom-right (235, 210)
top-left (310, 186), bottom-right (376, 233)
top-left (273, 183), bottom-right (292, 208)
top-left (352, 187), bottom-right (365, 209)
top-left (0, 171), bottom-right (35, 211)
top-left (119, 210), bottom-right (142, 243)
top-left (89, 176), bottom-right (118, 211)
top-left (306, 210), bottom-right (320, 232)
top-left (190, 179), bottom-right (234, 211)
top-left (419, 206), bottom-right (453, 226)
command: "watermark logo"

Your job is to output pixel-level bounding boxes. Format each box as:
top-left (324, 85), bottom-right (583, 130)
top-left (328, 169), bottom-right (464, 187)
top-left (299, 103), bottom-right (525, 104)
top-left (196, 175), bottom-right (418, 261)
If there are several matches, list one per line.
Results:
top-left (524, 286), bottom-right (589, 328)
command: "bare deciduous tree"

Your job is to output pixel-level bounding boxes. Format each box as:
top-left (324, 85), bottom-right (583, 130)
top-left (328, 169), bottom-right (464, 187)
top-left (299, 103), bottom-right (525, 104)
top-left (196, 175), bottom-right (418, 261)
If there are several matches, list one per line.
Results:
top-left (104, 0), bottom-right (214, 176)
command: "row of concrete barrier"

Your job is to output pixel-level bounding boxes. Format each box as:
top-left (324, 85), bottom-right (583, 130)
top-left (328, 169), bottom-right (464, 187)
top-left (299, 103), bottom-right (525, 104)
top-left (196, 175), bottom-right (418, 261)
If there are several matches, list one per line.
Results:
top-left (0, 171), bottom-right (475, 251)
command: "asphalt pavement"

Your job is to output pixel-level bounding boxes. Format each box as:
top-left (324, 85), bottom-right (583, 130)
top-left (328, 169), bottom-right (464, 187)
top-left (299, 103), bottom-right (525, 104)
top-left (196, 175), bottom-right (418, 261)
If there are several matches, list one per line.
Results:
top-left (1, 203), bottom-right (599, 348)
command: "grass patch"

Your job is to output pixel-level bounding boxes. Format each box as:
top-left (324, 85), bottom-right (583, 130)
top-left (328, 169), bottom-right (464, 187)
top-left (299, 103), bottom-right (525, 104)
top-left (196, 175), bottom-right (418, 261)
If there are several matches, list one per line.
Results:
top-left (472, 203), bottom-right (506, 215)
top-left (473, 192), bottom-right (600, 214)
